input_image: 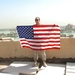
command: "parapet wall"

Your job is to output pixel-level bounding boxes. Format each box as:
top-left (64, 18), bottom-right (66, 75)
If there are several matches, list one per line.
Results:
top-left (0, 38), bottom-right (75, 59)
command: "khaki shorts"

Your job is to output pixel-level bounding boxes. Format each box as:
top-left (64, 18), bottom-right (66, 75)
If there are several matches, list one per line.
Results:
top-left (33, 50), bottom-right (46, 61)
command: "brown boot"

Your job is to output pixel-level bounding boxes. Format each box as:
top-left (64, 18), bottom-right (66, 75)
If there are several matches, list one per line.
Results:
top-left (43, 61), bottom-right (47, 67)
top-left (32, 61), bottom-right (37, 67)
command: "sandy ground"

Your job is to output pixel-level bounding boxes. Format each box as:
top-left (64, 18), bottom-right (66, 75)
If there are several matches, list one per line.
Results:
top-left (0, 62), bottom-right (11, 72)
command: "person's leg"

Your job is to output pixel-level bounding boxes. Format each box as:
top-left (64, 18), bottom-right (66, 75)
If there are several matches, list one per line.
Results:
top-left (41, 50), bottom-right (47, 67)
top-left (32, 51), bottom-right (38, 66)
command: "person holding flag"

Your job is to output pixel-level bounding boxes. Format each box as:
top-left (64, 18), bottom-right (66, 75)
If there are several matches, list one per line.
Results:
top-left (32, 17), bottom-right (47, 67)
top-left (17, 17), bottom-right (60, 67)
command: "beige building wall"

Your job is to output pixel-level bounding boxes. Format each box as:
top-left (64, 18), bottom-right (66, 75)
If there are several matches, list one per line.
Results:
top-left (0, 38), bottom-right (75, 58)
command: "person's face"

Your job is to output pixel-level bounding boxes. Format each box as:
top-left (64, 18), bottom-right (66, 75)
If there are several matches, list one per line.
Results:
top-left (35, 19), bottom-right (40, 25)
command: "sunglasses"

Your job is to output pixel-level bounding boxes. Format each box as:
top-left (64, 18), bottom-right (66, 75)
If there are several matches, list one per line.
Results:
top-left (35, 19), bottom-right (40, 21)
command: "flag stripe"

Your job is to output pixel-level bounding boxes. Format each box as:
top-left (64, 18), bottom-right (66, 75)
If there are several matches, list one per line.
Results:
top-left (22, 45), bottom-right (60, 50)
top-left (17, 24), bottom-right (60, 50)
top-left (34, 28), bottom-right (60, 30)
top-left (20, 40), bottom-right (60, 43)
top-left (34, 31), bottom-right (60, 34)
top-left (34, 33), bottom-right (60, 35)
top-left (34, 34), bottom-right (60, 38)
top-left (20, 38), bottom-right (60, 43)
top-left (33, 37), bottom-right (60, 39)
top-left (20, 40), bottom-right (60, 45)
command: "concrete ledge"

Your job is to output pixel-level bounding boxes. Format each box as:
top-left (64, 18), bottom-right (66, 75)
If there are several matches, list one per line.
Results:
top-left (0, 38), bottom-right (75, 58)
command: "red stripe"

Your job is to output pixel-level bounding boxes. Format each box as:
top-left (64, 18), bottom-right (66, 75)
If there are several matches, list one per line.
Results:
top-left (34, 33), bottom-right (60, 36)
top-left (35, 37), bottom-right (60, 39)
top-left (32, 48), bottom-right (60, 50)
top-left (22, 46), bottom-right (60, 50)
top-left (28, 44), bottom-right (60, 47)
top-left (20, 41), bottom-right (60, 47)
top-left (30, 38), bottom-right (60, 40)
top-left (20, 38), bottom-right (60, 42)
top-left (34, 29), bottom-right (60, 31)
top-left (25, 41), bottom-right (60, 43)
top-left (20, 37), bottom-right (60, 40)
top-left (33, 24), bottom-right (59, 27)
top-left (20, 40), bottom-right (60, 44)
top-left (31, 48), bottom-right (60, 50)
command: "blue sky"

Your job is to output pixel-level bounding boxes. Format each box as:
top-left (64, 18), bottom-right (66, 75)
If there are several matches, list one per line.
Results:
top-left (0, 0), bottom-right (75, 28)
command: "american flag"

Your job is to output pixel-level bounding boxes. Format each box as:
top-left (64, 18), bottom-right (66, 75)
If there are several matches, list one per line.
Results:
top-left (16, 24), bottom-right (60, 50)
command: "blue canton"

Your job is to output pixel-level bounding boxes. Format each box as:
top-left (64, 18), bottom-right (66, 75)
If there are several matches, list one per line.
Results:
top-left (17, 26), bottom-right (34, 39)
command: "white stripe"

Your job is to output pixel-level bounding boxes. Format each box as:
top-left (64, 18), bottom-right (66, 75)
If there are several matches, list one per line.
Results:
top-left (51, 31), bottom-right (60, 33)
top-left (34, 27), bottom-right (60, 30)
top-left (34, 35), bottom-right (60, 38)
top-left (32, 46), bottom-right (60, 49)
top-left (27, 42), bottom-right (60, 45)
top-left (20, 40), bottom-right (28, 43)
top-left (27, 39), bottom-right (60, 42)
top-left (20, 40), bottom-right (60, 45)
top-left (21, 44), bottom-right (29, 47)
top-left (21, 44), bottom-right (60, 49)
top-left (20, 38), bottom-right (60, 42)
top-left (20, 38), bottom-right (25, 40)
top-left (34, 31), bottom-right (60, 34)
top-left (30, 46), bottom-right (60, 50)
top-left (30, 46), bottom-right (60, 49)
top-left (30, 39), bottom-right (60, 41)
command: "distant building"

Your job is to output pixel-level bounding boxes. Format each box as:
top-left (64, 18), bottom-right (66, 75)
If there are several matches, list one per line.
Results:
top-left (60, 24), bottom-right (75, 32)
top-left (60, 24), bottom-right (75, 38)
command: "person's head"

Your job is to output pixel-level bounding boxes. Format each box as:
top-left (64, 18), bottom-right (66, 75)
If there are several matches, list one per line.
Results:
top-left (35, 17), bottom-right (40, 25)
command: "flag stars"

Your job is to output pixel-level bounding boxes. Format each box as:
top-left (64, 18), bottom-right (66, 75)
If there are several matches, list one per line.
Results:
top-left (17, 26), bottom-right (34, 39)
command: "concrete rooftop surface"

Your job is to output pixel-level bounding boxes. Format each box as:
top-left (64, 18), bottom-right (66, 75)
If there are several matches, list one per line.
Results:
top-left (0, 61), bottom-right (75, 75)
